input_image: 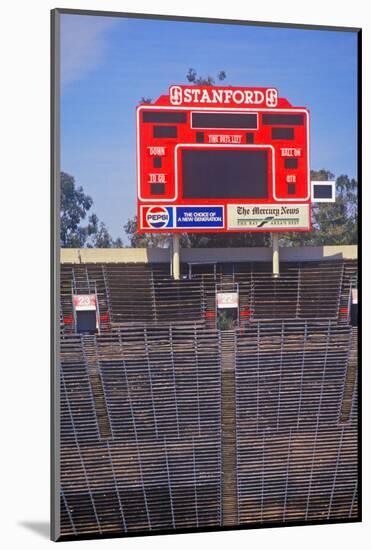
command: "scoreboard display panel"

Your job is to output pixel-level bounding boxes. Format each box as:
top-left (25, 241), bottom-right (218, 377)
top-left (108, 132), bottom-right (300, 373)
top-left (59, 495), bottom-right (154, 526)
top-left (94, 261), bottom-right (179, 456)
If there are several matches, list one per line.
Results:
top-left (137, 85), bottom-right (311, 232)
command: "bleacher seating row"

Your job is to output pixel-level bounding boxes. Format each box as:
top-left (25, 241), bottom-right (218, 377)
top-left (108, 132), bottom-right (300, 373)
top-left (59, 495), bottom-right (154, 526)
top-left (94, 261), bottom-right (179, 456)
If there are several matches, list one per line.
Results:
top-left (61, 260), bottom-right (357, 328)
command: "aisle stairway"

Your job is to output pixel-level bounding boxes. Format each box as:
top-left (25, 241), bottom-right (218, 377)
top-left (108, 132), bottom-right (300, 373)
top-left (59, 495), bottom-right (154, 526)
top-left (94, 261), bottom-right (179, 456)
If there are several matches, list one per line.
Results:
top-left (339, 327), bottom-right (358, 424)
top-left (220, 330), bottom-right (237, 526)
top-left (82, 335), bottom-right (112, 439)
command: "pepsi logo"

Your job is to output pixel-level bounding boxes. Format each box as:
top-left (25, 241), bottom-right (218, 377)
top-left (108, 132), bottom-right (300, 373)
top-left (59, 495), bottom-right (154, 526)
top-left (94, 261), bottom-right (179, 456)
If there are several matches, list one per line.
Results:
top-left (146, 206), bottom-right (171, 228)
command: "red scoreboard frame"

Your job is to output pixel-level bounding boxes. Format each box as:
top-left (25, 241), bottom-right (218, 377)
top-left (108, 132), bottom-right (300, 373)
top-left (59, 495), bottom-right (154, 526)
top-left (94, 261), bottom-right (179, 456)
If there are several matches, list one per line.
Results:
top-left (137, 85), bottom-right (311, 233)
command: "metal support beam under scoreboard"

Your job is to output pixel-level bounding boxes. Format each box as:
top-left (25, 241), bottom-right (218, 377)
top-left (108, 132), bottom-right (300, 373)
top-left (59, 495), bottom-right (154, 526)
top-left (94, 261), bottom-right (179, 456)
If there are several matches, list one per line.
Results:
top-left (172, 234), bottom-right (180, 280)
top-left (272, 233), bottom-right (280, 278)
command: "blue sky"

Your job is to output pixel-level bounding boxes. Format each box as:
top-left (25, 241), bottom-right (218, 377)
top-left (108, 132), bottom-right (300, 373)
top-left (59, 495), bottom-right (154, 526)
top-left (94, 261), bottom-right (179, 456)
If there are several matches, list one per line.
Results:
top-left (61, 14), bottom-right (358, 241)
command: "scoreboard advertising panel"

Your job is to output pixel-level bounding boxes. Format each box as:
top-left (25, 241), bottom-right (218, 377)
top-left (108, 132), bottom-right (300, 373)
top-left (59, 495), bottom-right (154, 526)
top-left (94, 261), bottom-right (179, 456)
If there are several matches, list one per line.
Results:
top-left (137, 85), bottom-right (311, 233)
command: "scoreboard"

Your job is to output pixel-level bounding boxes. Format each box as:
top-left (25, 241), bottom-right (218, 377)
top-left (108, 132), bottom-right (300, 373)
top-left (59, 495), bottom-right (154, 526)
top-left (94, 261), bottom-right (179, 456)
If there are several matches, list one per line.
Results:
top-left (137, 85), bottom-right (311, 233)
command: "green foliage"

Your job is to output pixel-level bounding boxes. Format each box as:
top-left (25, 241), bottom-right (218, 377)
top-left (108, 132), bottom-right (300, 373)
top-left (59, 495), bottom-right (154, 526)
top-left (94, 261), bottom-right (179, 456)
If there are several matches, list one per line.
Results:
top-left (123, 216), bottom-right (271, 248)
top-left (60, 171), bottom-right (96, 247)
top-left (311, 173), bottom-right (357, 245)
top-left (124, 216), bottom-right (190, 248)
top-left (186, 68), bottom-right (227, 85)
top-left (60, 171), bottom-right (123, 248)
top-left (123, 216), bottom-right (170, 248)
top-left (125, 169), bottom-right (357, 249)
top-left (91, 221), bottom-right (123, 248)
top-left (280, 170), bottom-right (358, 247)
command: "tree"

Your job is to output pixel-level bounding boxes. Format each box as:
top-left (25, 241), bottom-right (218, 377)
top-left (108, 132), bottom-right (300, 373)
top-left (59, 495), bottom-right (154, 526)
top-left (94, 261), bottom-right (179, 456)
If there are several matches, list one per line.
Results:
top-left (91, 221), bottom-right (123, 248)
top-left (280, 170), bottom-right (358, 246)
top-left (126, 170), bottom-right (357, 249)
top-left (186, 68), bottom-right (227, 85)
top-left (123, 216), bottom-right (167, 248)
top-left (60, 171), bottom-right (123, 248)
top-left (60, 172), bottom-right (97, 247)
top-left (310, 173), bottom-right (357, 245)
top-left (124, 216), bottom-right (187, 248)
top-left (123, 215), bottom-right (271, 248)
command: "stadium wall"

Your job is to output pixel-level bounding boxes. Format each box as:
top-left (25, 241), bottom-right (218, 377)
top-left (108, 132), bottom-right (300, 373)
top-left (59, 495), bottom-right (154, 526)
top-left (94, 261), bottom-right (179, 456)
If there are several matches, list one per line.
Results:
top-left (60, 245), bottom-right (357, 265)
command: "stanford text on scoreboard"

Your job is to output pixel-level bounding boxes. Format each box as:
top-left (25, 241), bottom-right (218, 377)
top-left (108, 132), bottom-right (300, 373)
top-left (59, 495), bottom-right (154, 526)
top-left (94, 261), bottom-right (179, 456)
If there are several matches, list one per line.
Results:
top-left (137, 85), bottom-right (311, 233)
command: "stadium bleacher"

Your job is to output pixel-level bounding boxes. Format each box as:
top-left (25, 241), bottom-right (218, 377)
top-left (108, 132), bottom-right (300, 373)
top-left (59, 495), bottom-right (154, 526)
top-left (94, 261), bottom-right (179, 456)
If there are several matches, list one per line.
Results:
top-left (58, 252), bottom-right (358, 538)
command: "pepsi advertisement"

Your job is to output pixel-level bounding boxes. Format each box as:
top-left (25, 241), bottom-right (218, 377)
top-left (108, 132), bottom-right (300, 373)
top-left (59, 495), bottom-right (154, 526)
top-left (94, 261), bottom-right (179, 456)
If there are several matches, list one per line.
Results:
top-left (141, 206), bottom-right (224, 230)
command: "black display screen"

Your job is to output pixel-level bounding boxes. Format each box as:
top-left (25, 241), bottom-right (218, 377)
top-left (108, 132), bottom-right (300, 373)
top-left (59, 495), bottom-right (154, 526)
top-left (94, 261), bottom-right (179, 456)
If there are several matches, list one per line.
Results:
top-left (182, 149), bottom-right (268, 199)
top-left (76, 310), bottom-right (96, 334)
top-left (143, 111), bottom-right (187, 123)
top-left (192, 112), bottom-right (258, 129)
top-left (313, 184), bottom-right (333, 200)
top-left (262, 113), bottom-right (304, 125)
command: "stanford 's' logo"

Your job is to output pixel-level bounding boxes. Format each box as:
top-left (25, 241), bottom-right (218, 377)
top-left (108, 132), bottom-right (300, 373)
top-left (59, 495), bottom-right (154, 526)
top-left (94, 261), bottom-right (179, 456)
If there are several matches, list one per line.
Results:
top-left (170, 86), bottom-right (182, 105)
top-left (266, 88), bottom-right (278, 107)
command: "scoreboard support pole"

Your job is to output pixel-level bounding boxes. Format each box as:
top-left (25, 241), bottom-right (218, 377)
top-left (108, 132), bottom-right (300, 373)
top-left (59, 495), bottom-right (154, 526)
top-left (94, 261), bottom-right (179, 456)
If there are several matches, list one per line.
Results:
top-left (272, 233), bottom-right (280, 278)
top-left (172, 234), bottom-right (181, 280)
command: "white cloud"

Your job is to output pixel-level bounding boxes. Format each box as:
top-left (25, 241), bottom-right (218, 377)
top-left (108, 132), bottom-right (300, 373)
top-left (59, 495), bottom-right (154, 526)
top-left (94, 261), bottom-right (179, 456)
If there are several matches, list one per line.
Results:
top-left (61, 14), bottom-right (118, 88)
